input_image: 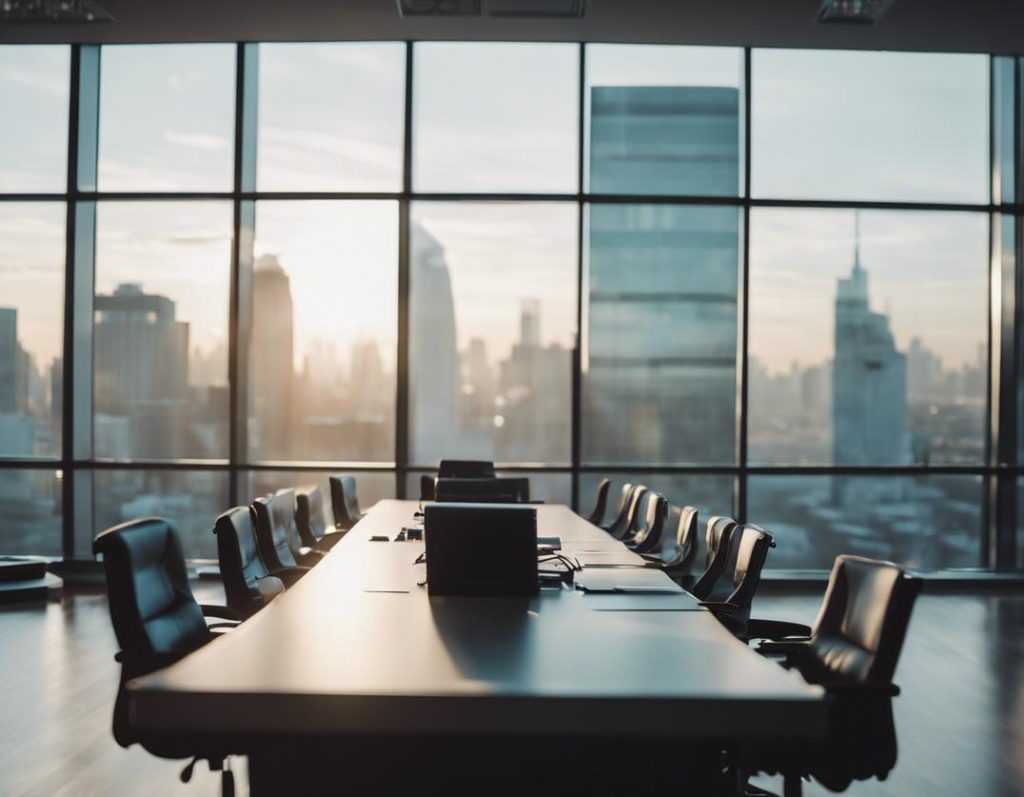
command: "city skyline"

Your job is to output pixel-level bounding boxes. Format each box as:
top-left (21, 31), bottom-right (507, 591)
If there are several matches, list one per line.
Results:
top-left (0, 42), bottom-right (1007, 570)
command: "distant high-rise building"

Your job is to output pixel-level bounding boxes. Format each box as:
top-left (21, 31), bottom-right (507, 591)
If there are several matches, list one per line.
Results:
top-left (586, 86), bottom-right (740, 463)
top-left (906, 337), bottom-right (943, 401)
top-left (410, 222), bottom-right (460, 461)
top-left (519, 298), bottom-right (541, 349)
top-left (94, 284), bottom-right (190, 407)
top-left (251, 255), bottom-right (295, 458)
top-left (94, 283), bottom-right (190, 457)
top-left (832, 219), bottom-right (909, 466)
top-left (460, 337), bottom-right (495, 430)
top-left (0, 307), bottom-right (17, 414)
top-left (50, 357), bottom-right (63, 423)
top-left (497, 299), bottom-right (571, 462)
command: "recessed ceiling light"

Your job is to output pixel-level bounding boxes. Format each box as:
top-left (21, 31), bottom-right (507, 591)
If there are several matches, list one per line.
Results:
top-left (817, 0), bottom-right (895, 24)
top-left (397, 0), bottom-right (585, 17)
top-left (0, 0), bottom-right (115, 23)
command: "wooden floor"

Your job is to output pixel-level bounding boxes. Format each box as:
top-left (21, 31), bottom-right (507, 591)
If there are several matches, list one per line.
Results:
top-left (1, 582), bottom-right (1022, 797)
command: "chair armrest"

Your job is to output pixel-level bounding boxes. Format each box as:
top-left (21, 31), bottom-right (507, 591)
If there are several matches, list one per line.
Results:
top-left (313, 533), bottom-right (344, 552)
top-left (699, 600), bottom-right (739, 614)
top-left (745, 618), bottom-right (813, 641)
top-left (296, 547), bottom-right (326, 567)
top-left (268, 566), bottom-right (310, 588)
top-left (639, 553), bottom-right (664, 564)
top-left (200, 604), bottom-right (243, 622)
top-left (818, 680), bottom-right (901, 697)
top-left (755, 639), bottom-right (812, 664)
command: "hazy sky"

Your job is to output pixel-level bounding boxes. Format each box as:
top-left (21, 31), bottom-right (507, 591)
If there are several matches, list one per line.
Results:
top-left (0, 203), bottom-right (65, 365)
top-left (412, 202), bottom-right (578, 359)
top-left (0, 42), bottom-right (997, 382)
top-left (750, 208), bottom-right (989, 373)
top-left (98, 44), bottom-right (236, 191)
top-left (258, 43), bottom-right (405, 192)
top-left (0, 46), bottom-right (68, 192)
top-left (254, 200), bottom-right (398, 368)
top-left (752, 49), bottom-right (989, 203)
top-left (94, 200), bottom-right (233, 363)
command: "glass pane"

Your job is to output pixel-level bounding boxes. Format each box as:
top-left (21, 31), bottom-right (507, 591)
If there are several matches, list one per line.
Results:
top-left (0, 46), bottom-right (69, 192)
top-left (747, 474), bottom-right (983, 570)
top-left (409, 202), bottom-right (577, 465)
top-left (1018, 480), bottom-right (1024, 570)
top-left (413, 43), bottom-right (578, 193)
top-left (993, 56), bottom-right (1016, 205)
top-left (244, 470), bottom-right (395, 517)
top-left (93, 469), bottom-right (228, 560)
top-left (257, 43), bottom-right (405, 192)
top-left (752, 50), bottom-right (989, 203)
top-left (98, 44), bottom-right (235, 191)
top-left (0, 203), bottom-right (65, 458)
top-left (0, 468), bottom-right (62, 556)
top-left (583, 204), bottom-right (738, 465)
top-left (586, 44), bottom-right (742, 196)
top-left (749, 209), bottom-right (987, 466)
top-left (249, 201), bottom-right (397, 462)
top-left (94, 201), bottom-right (232, 460)
top-left (579, 472), bottom-right (734, 531)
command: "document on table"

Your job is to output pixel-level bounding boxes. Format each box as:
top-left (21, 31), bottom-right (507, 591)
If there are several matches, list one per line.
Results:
top-left (584, 593), bottom-right (702, 611)
top-left (573, 549), bottom-right (648, 568)
top-left (576, 567), bottom-right (685, 594)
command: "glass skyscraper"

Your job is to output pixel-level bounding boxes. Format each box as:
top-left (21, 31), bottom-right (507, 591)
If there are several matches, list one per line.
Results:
top-left (586, 86), bottom-right (740, 464)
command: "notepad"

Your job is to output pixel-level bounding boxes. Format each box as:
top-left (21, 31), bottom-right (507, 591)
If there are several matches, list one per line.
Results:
top-left (584, 593), bottom-right (702, 611)
top-left (575, 568), bottom-right (684, 594)
top-left (573, 550), bottom-right (647, 568)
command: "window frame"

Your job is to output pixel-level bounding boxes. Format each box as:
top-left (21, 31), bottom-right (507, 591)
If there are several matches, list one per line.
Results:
top-left (0, 41), bottom-right (1019, 574)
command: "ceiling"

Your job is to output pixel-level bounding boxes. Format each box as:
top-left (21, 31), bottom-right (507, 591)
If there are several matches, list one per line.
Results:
top-left (0, 0), bottom-right (1022, 55)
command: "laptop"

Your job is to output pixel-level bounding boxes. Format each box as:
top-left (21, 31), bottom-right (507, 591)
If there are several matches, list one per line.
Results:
top-left (424, 503), bottom-right (538, 597)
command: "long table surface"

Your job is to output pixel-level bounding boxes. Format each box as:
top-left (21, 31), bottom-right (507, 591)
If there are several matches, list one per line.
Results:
top-left (128, 500), bottom-right (826, 741)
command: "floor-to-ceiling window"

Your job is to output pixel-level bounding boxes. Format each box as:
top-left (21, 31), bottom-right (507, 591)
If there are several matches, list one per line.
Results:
top-left (0, 41), bottom-right (1020, 572)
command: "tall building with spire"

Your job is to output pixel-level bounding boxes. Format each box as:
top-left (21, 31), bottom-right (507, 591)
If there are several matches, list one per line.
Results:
top-left (251, 254), bottom-right (294, 458)
top-left (832, 214), bottom-right (910, 466)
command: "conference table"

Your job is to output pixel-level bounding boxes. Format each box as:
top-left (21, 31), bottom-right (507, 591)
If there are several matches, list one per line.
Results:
top-left (128, 500), bottom-right (827, 796)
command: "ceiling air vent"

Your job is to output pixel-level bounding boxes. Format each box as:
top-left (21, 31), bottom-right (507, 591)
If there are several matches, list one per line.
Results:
top-left (398, 0), bottom-right (585, 17)
top-left (817, 0), bottom-right (895, 24)
top-left (0, 0), bottom-right (115, 22)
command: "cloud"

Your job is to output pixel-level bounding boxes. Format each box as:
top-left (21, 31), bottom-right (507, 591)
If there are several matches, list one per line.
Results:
top-left (164, 231), bottom-right (232, 245)
top-left (1, 66), bottom-right (67, 96)
top-left (164, 130), bottom-right (231, 151)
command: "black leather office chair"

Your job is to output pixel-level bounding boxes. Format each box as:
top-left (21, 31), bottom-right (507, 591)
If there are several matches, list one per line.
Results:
top-left (252, 489), bottom-right (320, 572)
top-left (601, 482), bottom-right (634, 533)
top-left (642, 504), bottom-right (700, 580)
top-left (623, 491), bottom-right (669, 554)
top-left (94, 518), bottom-right (238, 794)
top-left (295, 485), bottom-right (344, 552)
top-left (746, 556), bottom-right (923, 797)
top-left (690, 515), bottom-right (738, 600)
top-left (605, 484), bottom-right (648, 540)
top-left (584, 478), bottom-right (611, 526)
top-left (214, 507), bottom-right (298, 619)
top-left (329, 474), bottom-right (364, 530)
top-left (434, 477), bottom-right (530, 503)
top-left (420, 474), bottom-right (436, 501)
top-left (437, 459), bottom-right (496, 479)
top-left (693, 522), bottom-right (775, 638)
